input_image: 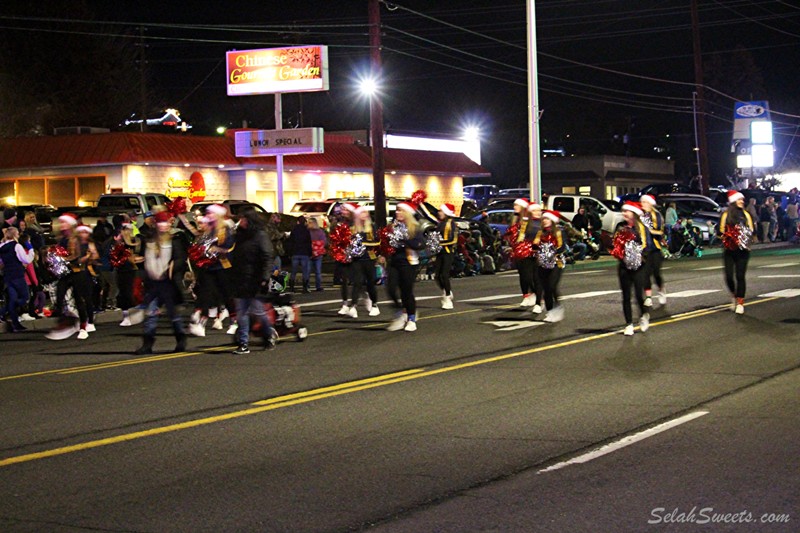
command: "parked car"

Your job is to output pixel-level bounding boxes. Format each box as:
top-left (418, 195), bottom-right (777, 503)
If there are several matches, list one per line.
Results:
top-left (288, 199), bottom-right (338, 230)
top-left (473, 208), bottom-right (516, 234)
top-left (463, 184), bottom-right (498, 209)
top-left (72, 192), bottom-right (171, 228)
top-left (619, 183), bottom-right (693, 202)
top-left (658, 193), bottom-right (722, 243)
top-left (334, 196), bottom-right (440, 232)
top-left (546, 194), bottom-right (626, 235)
top-left (12, 204), bottom-right (57, 235)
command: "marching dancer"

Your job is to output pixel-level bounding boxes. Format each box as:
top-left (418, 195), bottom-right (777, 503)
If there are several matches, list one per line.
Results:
top-left (346, 206), bottom-right (381, 318)
top-left (640, 194), bottom-right (667, 306)
top-left (331, 203), bottom-right (357, 316)
top-left (0, 227), bottom-right (35, 332)
top-left (614, 201), bottom-right (652, 336)
top-left (505, 198), bottom-right (538, 309)
top-left (114, 222), bottom-right (144, 327)
top-left (533, 210), bottom-right (566, 322)
top-left (435, 203), bottom-right (459, 310)
top-left (386, 201), bottom-right (424, 332)
top-left (527, 201), bottom-right (545, 314)
top-left (718, 190), bottom-right (755, 314)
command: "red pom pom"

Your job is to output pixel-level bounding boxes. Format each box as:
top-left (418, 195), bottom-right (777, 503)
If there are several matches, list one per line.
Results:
top-left (109, 243), bottom-right (132, 268)
top-left (503, 223), bottom-right (520, 245)
top-left (188, 243), bottom-right (214, 268)
top-left (378, 225), bottom-right (397, 257)
top-left (329, 223), bottom-right (353, 263)
top-left (167, 197), bottom-right (188, 217)
top-left (511, 240), bottom-right (534, 260)
top-left (51, 245), bottom-right (69, 257)
top-left (611, 228), bottom-right (635, 261)
top-left (410, 189), bottom-right (427, 206)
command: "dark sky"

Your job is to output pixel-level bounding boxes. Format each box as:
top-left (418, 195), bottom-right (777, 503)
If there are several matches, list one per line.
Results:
top-left (3, 0), bottom-right (800, 187)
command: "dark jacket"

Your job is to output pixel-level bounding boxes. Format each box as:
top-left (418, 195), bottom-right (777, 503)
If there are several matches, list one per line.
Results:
top-left (288, 223), bottom-right (312, 257)
top-left (232, 226), bottom-right (274, 298)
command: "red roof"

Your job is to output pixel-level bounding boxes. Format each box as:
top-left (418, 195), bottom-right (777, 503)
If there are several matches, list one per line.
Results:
top-left (0, 132), bottom-right (490, 177)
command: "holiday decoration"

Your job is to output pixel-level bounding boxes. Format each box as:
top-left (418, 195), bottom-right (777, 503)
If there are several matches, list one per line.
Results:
top-left (612, 229), bottom-right (643, 270)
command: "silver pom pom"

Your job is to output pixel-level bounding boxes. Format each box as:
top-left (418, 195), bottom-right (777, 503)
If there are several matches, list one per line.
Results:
top-left (45, 252), bottom-right (71, 279)
top-left (623, 239), bottom-right (643, 270)
top-left (537, 241), bottom-right (557, 269)
top-left (640, 212), bottom-right (653, 229)
top-left (345, 234), bottom-right (366, 262)
top-left (425, 231), bottom-right (442, 255)
top-left (389, 222), bottom-right (408, 249)
top-left (737, 223), bottom-right (752, 250)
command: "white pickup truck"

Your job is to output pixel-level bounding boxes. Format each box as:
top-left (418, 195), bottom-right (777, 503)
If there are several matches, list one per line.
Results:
top-left (545, 194), bottom-right (626, 235)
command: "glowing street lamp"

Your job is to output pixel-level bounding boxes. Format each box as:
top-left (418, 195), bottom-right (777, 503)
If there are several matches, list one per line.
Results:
top-left (216, 126), bottom-right (227, 135)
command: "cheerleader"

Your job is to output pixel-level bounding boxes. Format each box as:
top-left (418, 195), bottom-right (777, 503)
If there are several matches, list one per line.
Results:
top-left (333, 203), bottom-right (357, 315)
top-left (640, 194), bottom-right (667, 306)
top-left (527, 201), bottom-right (544, 314)
top-left (347, 206), bottom-right (381, 318)
top-left (533, 210), bottom-right (566, 322)
top-left (718, 190), bottom-right (755, 314)
top-left (386, 201), bottom-right (424, 332)
top-left (504, 198), bottom-right (538, 308)
top-left (615, 201), bottom-right (652, 336)
top-left (115, 223), bottom-right (144, 327)
top-left (435, 203), bottom-right (459, 309)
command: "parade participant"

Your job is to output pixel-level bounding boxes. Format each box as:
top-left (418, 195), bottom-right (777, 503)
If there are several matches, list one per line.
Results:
top-left (640, 194), bottom-right (667, 306)
top-left (386, 201), bottom-right (424, 332)
top-left (718, 190), bottom-right (755, 315)
top-left (533, 210), bottom-right (567, 322)
top-left (135, 211), bottom-right (188, 354)
top-left (504, 198), bottom-right (537, 308)
top-left (187, 216), bottom-right (223, 336)
top-left (0, 227), bottom-right (35, 332)
top-left (114, 223), bottom-right (144, 327)
top-left (527, 201), bottom-right (545, 313)
top-left (614, 201), bottom-right (651, 336)
top-left (49, 225), bottom-right (99, 340)
top-left (435, 203), bottom-right (459, 309)
top-left (230, 207), bottom-right (276, 354)
top-left (347, 206), bottom-right (381, 318)
top-left (331, 203), bottom-right (357, 316)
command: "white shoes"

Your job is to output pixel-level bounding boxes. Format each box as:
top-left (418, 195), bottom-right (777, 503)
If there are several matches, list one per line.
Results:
top-left (639, 313), bottom-right (650, 332)
top-left (338, 304), bottom-right (350, 315)
top-left (387, 313), bottom-right (407, 331)
top-left (644, 296), bottom-right (653, 308)
top-left (441, 295), bottom-right (454, 310)
top-left (219, 308), bottom-right (230, 321)
top-left (227, 324), bottom-right (239, 335)
top-left (188, 322), bottom-right (206, 337)
top-left (369, 306), bottom-right (380, 317)
top-left (77, 329), bottom-right (89, 340)
top-left (85, 323), bottom-right (96, 333)
top-left (520, 294), bottom-right (534, 307)
top-left (347, 306), bottom-right (358, 318)
top-left (211, 318), bottom-right (224, 330)
top-left (735, 304), bottom-right (744, 315)
top-left (543, 306), bottom-right (564, 323)
top-left (45, 324), bottom-right (79, 340)
top-left (403, 320), bottom-right (417, 332)
top-left (531, 304), bottom-right (542, 315)
top-left (623, 324), bottom-right (635, 336)
top-left (658, 290), bottom-right (667, 305)
top-left (119, 317), bottom-right (132, 327)
top-left (19, 313), bottom-right (35, 322)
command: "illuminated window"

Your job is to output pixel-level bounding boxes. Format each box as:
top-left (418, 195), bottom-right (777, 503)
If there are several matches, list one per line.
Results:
top-left (579, 186), bottom-right (591, 196)
top-left (561, 186), bottom-right (576, 194)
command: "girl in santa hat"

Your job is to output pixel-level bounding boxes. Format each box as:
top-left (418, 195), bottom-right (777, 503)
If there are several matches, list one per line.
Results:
top-left (615, 201), bottom-right (653, 336)
top-left (533, 210), bottom-right (566, 322)
top-left (386, 201), bottom-right (424, 331)
top-left (347, 205), bottom-right (381, 318)
top-left (718, 190), bottom-right (755, 314)
top-left (435, 203), bottom-right (459, 309)
top-left (640, 194), bottom-right (667, 307)
top-left (333, 203), bottom-right (358, 316)
top-left (504, 198), bottom-right (539, 309)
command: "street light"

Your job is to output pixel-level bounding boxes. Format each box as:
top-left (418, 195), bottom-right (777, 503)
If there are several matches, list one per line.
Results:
top-left (216, 126), bottom-right (226, 135)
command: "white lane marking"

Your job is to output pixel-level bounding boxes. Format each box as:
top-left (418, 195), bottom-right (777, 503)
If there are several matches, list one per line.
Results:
top-left (564, 270), bottom-right (605, 275)
top-left (560, 290), bottom-right (619, 300)
top-left (666, 290), bottom-right (720, 298)
top-left (661, 267), bottom-right (673, 270)
top-left (693, 265), bottom-right (725, 271)
top-left (758, 275), bottom-right (800, 279)
top-left (758, 289), bottom-right (800, 298)
top-left (757, 262), bottom-right (800, 269)
top-left (301, 295), bottom-right (441, 309)
top-left (538, 411), bottom-right (709, 474)
top-left (497, 271), bottom-right (519, 277)
top-left (463, 290), bottom-right (621, 303)
top-left (486, 320), bottom-right (545, 331)
top-left (461, 293), bottom-right (521, 303)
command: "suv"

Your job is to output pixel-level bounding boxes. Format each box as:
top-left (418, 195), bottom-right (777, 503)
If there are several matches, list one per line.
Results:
top-left (78, 193), bottom-right (170, 228)
top-left (546, 194), bottom-right (626, 235)
top-left (463, 184), bottom-right (498, 209)
top-left (289, 199), bottom-right (338, 230)
top-left (619, 183), bottom-right (693, 202)
top-left (658, 193), bottom-right (722, 243)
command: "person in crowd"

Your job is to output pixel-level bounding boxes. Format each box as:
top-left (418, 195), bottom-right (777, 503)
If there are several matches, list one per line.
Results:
top-left (386, 201), bottom-right (424, 332)
top-left (533, 210), bottom-right (566, 322)
top-left (308, 218), bottom-right (327, 292)
top-left (135, 211), bottom-right (188, 355)
top-left (435, 203), bottom-right (459, 309)
top-left (333, 204), bottom-right (357, 315)
top-left (615, 201), bottom-right (652, 336)
top-left (571, 205), bottom-right (589, 233)
top-left (188, 216), bottom-right (223, 336)
top-left (138, 211), bottom-right (156, 242)
top-left (346, 206), bottom-right (381, 318)
top-left (17, 230), bottom-right (42, 321)
top-left (640, 194), bottom-right (667, 306)
top-left (0, 227), bottom-right (35, 332)
top-left (287, 216), bottom-right (312, 293)
top-left (93, 215), bottom-right (115, 246)
top-left (95, 228), bottom-right (119, 312)
top-left (1, 207), bottom-right (19, 229)
top-left (718, 190), bottom-right (755, 315)
top-left (230, 207), bottom-right (276, 354)
top-left (115, 223), bottom-right (143, 326)
top-left (265, 213), bottom-right (286, 272)
top-left (786, 199), bottom-right (799, 239)
top-left (505, 198), bottom-right (539, 310)
top-left (72, 225), bottom-right (99, 338)
top-left (745, 198), bottom-right (759, 244)
top-left (22, 212), bottom-right (45, 251)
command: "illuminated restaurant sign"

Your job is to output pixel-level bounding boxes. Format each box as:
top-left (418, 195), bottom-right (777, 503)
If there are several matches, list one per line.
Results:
top-left (235, 128), bottom-right (325, 157)
top-left (226, 46), bottom-right (329, 96)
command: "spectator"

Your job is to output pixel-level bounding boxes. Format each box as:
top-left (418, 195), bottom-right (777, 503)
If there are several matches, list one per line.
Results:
top-left (287, 216), bottom-right (312, 293)
top-left (265, 213), bottom-right (286, 271)
top-left (138, 211), bottom-right (156, 242)
top-left (786, 200), bottom-right (799, 240)
top-left (571, 206), bottom-right (589, 232)
top-left (665, 202), bottom-right (679, 227)
top-left (308, 218), bottom-right (327, 291)
top-left (22, 211), bottom-right (45, 250)
top-left (746, 198), bottom-right (760, 244)
top-left (93, 215), bottom-right (115, 245)
top-left (2, 207), bottom-right (19, 229)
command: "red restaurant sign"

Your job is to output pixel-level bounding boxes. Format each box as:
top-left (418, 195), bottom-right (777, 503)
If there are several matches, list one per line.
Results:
top-left (226, 46), bottom-right (329, 96)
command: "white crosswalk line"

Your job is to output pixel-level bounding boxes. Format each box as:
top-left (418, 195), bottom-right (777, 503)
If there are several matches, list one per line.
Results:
top-left (560, 290), bottom-right (619, 300)
top-left (461, 293), bottom-right (520, 302)
top-left (757, 262), bottom-right (800, 269)
top-left (564, 270), bottom-right (605, 275)
top-left (665, 289), bottom-right (720, 298)
top-left (486, 320), bottom-right (544, 331)
top-left (693, 265), bottom-right (725, 271)
top-left (758, 289), bottom-right (800, 298)
top-left (758, 275), bottom-right (800, 279)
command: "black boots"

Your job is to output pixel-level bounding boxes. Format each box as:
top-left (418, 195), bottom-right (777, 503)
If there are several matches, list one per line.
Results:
top-left (135, 335), bottom-right (155, 355)
top-left (173, 322), bottom-right (187, 353)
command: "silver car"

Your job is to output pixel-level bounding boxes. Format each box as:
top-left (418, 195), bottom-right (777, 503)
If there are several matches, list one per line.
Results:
top-left (658, 193), bottom-right (722, 243)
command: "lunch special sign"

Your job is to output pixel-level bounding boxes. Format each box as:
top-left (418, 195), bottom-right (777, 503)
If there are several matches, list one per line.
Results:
top-left (226, 46), bottom-right (329, 96)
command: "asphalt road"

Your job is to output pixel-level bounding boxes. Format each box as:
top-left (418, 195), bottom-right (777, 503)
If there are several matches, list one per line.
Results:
top-left (1, 246), bottom-right (799, 532)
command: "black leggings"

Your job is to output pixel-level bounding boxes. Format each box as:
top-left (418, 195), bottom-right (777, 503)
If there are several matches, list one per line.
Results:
top-left (388, 262), bottom-right (416, 316)
top-left (351, 259), bottom-right (378, 305)
top-left (70, 271), bottom-right (94, 326)
top-left (117, 269), bottom-right (137, 311)
top-left (618, 264), bottom-right (646, 324)
top-left (338, 262), bottom-right (353, 303)
top-left (537, 267), bottom-right (562, 311)
top-left (724, 249), bottom-right (749, 299)
top-left (435, 253), bottom-right (455, 296)
top-left (517, 257), bottom-right (536, 295)
top-left (645, 249), bottom-right (664, 291)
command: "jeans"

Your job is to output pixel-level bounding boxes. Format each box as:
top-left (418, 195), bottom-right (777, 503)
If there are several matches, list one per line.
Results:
top-left (235, 297), bottom-right (272, 346)
top-left (290, 255), bottom-right (311, 287)
top-left (0, 277), bottom-right (29, 325)
top-left (310, 256), bottom-right (323, 290)
top-left (143, 279), bottom-right (183, 337)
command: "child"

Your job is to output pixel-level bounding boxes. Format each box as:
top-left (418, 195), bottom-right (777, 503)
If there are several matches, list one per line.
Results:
top-left (375, 256), bottom-right (387, 286)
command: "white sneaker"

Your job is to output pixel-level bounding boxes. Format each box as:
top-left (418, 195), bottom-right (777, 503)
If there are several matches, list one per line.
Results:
top-left (532, 304), bottom-right (543, 315)
top-left (735, 304), bottom-right (744, 315)
top-left (639, 313), bottom-right (650, 332)
top-left (191, 310), bottom-right (201, 323)
top-left (386, 313), bottom-right (407, 331)
top-left (128, 308), bottom-right (145, 325)
top-left (441, 296), bottom-right (454, 310)
top-left (211, 318), bottom-right (223, 330)
top-left (369, 306), bottom-right (380, 317)
top-left (19, 313), bottom-right (35, 322)
top-left (227, 324), bottom-right (239, 335)
top-left (644, 296), bottom-right (653, 308)
top-left (219, 308), bottom-right (230, 321)
top-left (623, 324), bottom-right (635, 336)
top-left (85, 323), bottom-right (96, 333)
top-left (658, 290), bottom-right (667, 305)
top-left (347, 306), bottom-right (358, 318)
top-left (77, 329), bottom-right (89, 340)
top-left (544, 306), bottom-right (564, 323)
top-left (45, 324), bottom-right (79, 340)
top-left (520, 294), bottom-right (533, 307)
top-left (365, 299), bottom-right (373, 312)
top-left (404, 320), bottom-right (417, 332)
top-left (119, 317), bottom-right (132, 327)
top-left (338, 304), bottom-right (350, 315)
top-left (188, 322), bottom-right (206, 337)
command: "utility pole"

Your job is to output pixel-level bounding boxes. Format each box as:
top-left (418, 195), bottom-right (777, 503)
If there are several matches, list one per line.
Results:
top-left (369, 0), bottom-right (387, 227)
top-left (137, 26), bottom-right (148, 132)
top-left (691, 0), bottom-right (710, 194)
top-left (526, 0), bottom-right (542, 202)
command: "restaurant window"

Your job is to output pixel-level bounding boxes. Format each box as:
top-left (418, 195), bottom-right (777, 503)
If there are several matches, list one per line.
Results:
top-left (0, 181), bottom-right (15, 204)
top-left (78, 176), bottom-right (105, 207)
top-left (48, 178), bottom-right (76, 207)
top-left (579, 186), bottom-right (591, 196)
top-left (17, 179), bottom-right (46, 205)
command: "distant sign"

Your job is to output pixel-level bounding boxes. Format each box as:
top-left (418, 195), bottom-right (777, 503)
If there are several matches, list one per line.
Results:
top-left (226, 46), bottom-right (329, 96)
top-left (235, 128), bottom-right (325, 157)
top-left (734, 101), bottom-right (769, 120)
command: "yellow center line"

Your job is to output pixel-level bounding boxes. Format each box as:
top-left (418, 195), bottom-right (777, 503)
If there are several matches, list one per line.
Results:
top-left (0, 298), bottom-right (777, 468)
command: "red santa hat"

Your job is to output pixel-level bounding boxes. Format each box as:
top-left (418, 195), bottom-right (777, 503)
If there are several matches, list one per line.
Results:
top-left (514, 198), bottom-right (530, 209)
top-left (58, 213), bottom-right (78, 226)
top-left (439, 203), bottom-right (456, 217)
top-left (75, 225), bottom-right (92, 233)
top-left (527, 200), bottom-right (542, 211)
top-left (206, 203), bottom-right (228, 216)
top-left (397, 201), bottom-right (417, 214)
top-left (640, 194), bottom-right (657, 206)
top-left (342, 202), bottom-right (360, 214)
top-left (542, 210), bottom-right (561, 223)
top-left (155, 211), bottom-right (171, 224)
top-left (622, 201), bottom-right (644, 216)
top-left (727, 190), bottom-right (744, 204)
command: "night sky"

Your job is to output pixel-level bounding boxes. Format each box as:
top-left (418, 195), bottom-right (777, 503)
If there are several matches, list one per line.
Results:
top-left (2, 0), bottom-right (800, 188)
